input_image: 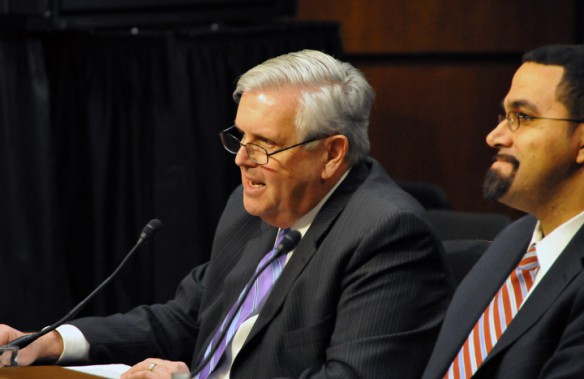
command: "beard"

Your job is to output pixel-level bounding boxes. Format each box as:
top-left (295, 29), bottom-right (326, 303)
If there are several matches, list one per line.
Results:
top-left (482, 154), bottom-right (519, 201)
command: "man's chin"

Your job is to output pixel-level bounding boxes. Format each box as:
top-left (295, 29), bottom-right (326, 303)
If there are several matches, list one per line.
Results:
top-left (242, 199), bottom-right (262, 217)
top-left (482, 168), bottom-right (514, 201)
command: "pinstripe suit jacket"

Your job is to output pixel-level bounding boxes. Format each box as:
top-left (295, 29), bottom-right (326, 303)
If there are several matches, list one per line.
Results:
top-left (72, 157), bottom-right (453, 378)
top-left (422, 215), bottom-right (584, 379)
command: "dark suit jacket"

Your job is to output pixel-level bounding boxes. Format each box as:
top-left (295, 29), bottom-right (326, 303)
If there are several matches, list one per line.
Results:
top-left (422, 215), bottom-right (584, 379)
top-left (71, 157), bottom-right (453, 378)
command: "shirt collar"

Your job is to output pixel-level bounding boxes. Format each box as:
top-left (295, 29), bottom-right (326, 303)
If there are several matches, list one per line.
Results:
top-left (529, 210), bottom-right (584, 274)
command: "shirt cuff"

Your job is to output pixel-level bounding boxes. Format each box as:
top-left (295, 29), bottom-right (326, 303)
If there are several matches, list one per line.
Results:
top-left (55, 324), bottom-right (90, 365)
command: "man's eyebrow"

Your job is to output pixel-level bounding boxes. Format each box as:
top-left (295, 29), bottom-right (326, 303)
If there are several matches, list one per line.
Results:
top-left (502, 99), bottom-right (540, 114)
top-left (233, 126), bottom-right (272, 144)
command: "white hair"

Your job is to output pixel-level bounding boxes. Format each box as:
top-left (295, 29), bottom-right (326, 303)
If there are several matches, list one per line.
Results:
top-left (233, 49), bottom-right (374, 166)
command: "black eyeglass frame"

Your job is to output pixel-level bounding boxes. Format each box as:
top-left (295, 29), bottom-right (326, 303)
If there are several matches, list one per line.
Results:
top-left (219, 125), bottom-right (332, 165)
top-left (498, 111), bottom-right (584, 132)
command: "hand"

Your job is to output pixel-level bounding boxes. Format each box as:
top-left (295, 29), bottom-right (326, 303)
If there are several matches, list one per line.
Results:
top-left (121, 358), bottom-right (190, 379)
top-left (0, 324), bottom-right (63, 366)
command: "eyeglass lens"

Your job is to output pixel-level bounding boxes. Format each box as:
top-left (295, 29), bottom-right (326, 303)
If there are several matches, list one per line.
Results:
top-left (220, 132), bottom-right (269, 164)
top-left (498, 113), bottom-right (518, 131)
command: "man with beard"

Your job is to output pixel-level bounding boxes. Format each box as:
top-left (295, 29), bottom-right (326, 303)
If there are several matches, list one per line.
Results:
top-left (422, 44), bottom-right (584, 379)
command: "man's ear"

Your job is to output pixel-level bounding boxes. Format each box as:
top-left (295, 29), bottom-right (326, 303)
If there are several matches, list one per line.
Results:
top-left (577, 124), bottom-right (584, 164)
top-left (321, 135), bottom-right (349, 180)
top-left (578, 144), bottom-right (584, 164)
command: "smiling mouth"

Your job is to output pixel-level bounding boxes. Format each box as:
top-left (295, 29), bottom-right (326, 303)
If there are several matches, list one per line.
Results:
top-left (492, 153), bottom-right (519, 170)
top-left (250, 180), bottom-right (265, 188)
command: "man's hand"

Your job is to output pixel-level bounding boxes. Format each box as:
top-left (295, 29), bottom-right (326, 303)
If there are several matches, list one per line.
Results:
top-left (121, 358), bottom-right (190, 379)
top-left (0, 324), bottom-right (64, 366)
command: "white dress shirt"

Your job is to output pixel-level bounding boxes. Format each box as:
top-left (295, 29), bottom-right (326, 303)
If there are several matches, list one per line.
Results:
top-left (524, 210), bottom-right (584, 301)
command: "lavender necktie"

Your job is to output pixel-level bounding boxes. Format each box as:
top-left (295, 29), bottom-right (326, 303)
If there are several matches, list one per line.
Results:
top-left (195, 229), bottom-right (289, 379)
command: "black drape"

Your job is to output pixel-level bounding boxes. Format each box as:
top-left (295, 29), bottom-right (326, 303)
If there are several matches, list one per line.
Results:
top-left (0, 22), bottom-right (341, 330)
top-left (0, 33), bottom-right (71, 329)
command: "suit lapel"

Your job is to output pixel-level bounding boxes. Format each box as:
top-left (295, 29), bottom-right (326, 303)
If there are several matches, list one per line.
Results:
top-left (221, 225), bottom-right (278, 316)
top-left (485, 224), bottom-right (584, 363)
top-left (428, 218), bottom-right (536, 377)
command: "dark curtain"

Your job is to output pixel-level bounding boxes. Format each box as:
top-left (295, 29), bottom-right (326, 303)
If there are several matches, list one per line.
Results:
top-left (0, 22), bottom-right (342, 330)
top-left (0, 33), bottom-right (72, 329)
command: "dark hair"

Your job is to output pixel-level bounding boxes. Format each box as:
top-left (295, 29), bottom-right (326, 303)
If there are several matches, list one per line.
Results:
top-left (522, 45), bottom-right (584, 119)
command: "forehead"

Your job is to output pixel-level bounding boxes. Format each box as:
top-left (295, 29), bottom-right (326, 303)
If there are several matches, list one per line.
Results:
top-left (235, 87), bottom-right (300, 137)
top-left (504, 62), bottom-right (565, 112)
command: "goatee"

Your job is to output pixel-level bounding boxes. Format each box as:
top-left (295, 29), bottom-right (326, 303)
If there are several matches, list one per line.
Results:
top-left (482, 154), bottom-right (519, 201)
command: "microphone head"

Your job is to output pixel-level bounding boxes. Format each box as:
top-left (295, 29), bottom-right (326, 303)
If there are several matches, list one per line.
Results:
top-left (275, 229), bottom-right (302, 255)
top-left (139, 219), bottom-right (162, 241)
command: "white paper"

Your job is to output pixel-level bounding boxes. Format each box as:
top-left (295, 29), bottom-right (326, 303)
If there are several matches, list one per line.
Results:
top-left (65, 364), bottom-right (131, 379)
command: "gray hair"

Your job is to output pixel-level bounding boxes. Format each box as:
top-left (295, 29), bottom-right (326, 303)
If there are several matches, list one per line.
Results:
top-left (233, 49), bottom-right (374, 166)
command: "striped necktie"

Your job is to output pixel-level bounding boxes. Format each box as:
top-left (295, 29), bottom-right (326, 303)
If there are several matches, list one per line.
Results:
top-left (195, 229), bottom-right (290, 379)
top-left (444, 244), bottom-right (539, 379)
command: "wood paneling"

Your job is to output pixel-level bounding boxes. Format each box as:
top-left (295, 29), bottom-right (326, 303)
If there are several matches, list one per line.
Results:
top-left (296, 0), bottom-right (575, 54)
top-left (295, 0), bottom-right (579, 218)
top-left (360, 58), bottom-right (519, 215)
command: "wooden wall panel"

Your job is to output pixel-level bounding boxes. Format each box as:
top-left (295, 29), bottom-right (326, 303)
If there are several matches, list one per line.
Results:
top-left (360, 59), bottom-right (520, 215)
top-left (296, 0), bottom-right (575, 54)
top-left (294, 0), bottom-right (579, 218)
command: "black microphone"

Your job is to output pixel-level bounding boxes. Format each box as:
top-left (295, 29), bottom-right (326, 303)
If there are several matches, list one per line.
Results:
top-left (191, 229), bottom-right (301, 376)
top-left (139, 219), bottom-right (162, 242)
top-left (275, 229), bottom-right (301, 256)
top-left (2, 219), bottom-right (163, 350)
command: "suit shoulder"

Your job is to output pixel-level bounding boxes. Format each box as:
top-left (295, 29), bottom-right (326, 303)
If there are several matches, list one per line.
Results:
top-left (349, 159), bottom-right (427, 217)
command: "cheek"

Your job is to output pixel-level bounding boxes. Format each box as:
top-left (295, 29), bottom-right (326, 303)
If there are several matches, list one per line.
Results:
top-left (262, 169), bottom-right (293, 203)
top-left (272, 170), bottom-right (310, 205)
top-left (515, 138), bottom-right (546, 170)
top-left (268, 151), bottom-right (325, 200)
top-left (515, 147), bottom-right (562, 187)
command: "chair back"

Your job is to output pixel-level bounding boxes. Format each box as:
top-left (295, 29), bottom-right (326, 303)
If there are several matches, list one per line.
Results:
top-left (443, 239), bottom-right (491, 284)
top-left (428, 210), bottom-right (511, 241)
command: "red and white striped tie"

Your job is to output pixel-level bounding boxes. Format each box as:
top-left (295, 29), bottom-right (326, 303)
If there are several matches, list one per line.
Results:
top-left (444, 244), bottom-right (539, 379)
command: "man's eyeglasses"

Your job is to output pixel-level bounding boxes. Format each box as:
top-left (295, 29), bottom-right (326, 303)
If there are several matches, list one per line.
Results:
top-left (498, 111), bottom-right (584, 132)
top-left (219, 125), bottom-right (331, 165)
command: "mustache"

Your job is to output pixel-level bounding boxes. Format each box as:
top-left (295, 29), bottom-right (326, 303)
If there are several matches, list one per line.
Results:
top-left (492, 153), bottom-right (520, 170)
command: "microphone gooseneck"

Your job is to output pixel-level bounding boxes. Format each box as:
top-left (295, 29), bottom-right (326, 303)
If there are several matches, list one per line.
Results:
top-left (2, 219), bottom-right (163, 350)
top-left (191, 229), bottom-right (301, 377)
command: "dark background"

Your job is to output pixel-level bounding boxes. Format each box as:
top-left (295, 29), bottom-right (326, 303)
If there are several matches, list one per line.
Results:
top-left (0, 0), bottom-right (580, 330)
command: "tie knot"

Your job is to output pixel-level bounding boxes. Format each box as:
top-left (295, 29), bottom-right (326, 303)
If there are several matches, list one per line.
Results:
top-left (519, 244), bottom-right (539, 272)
